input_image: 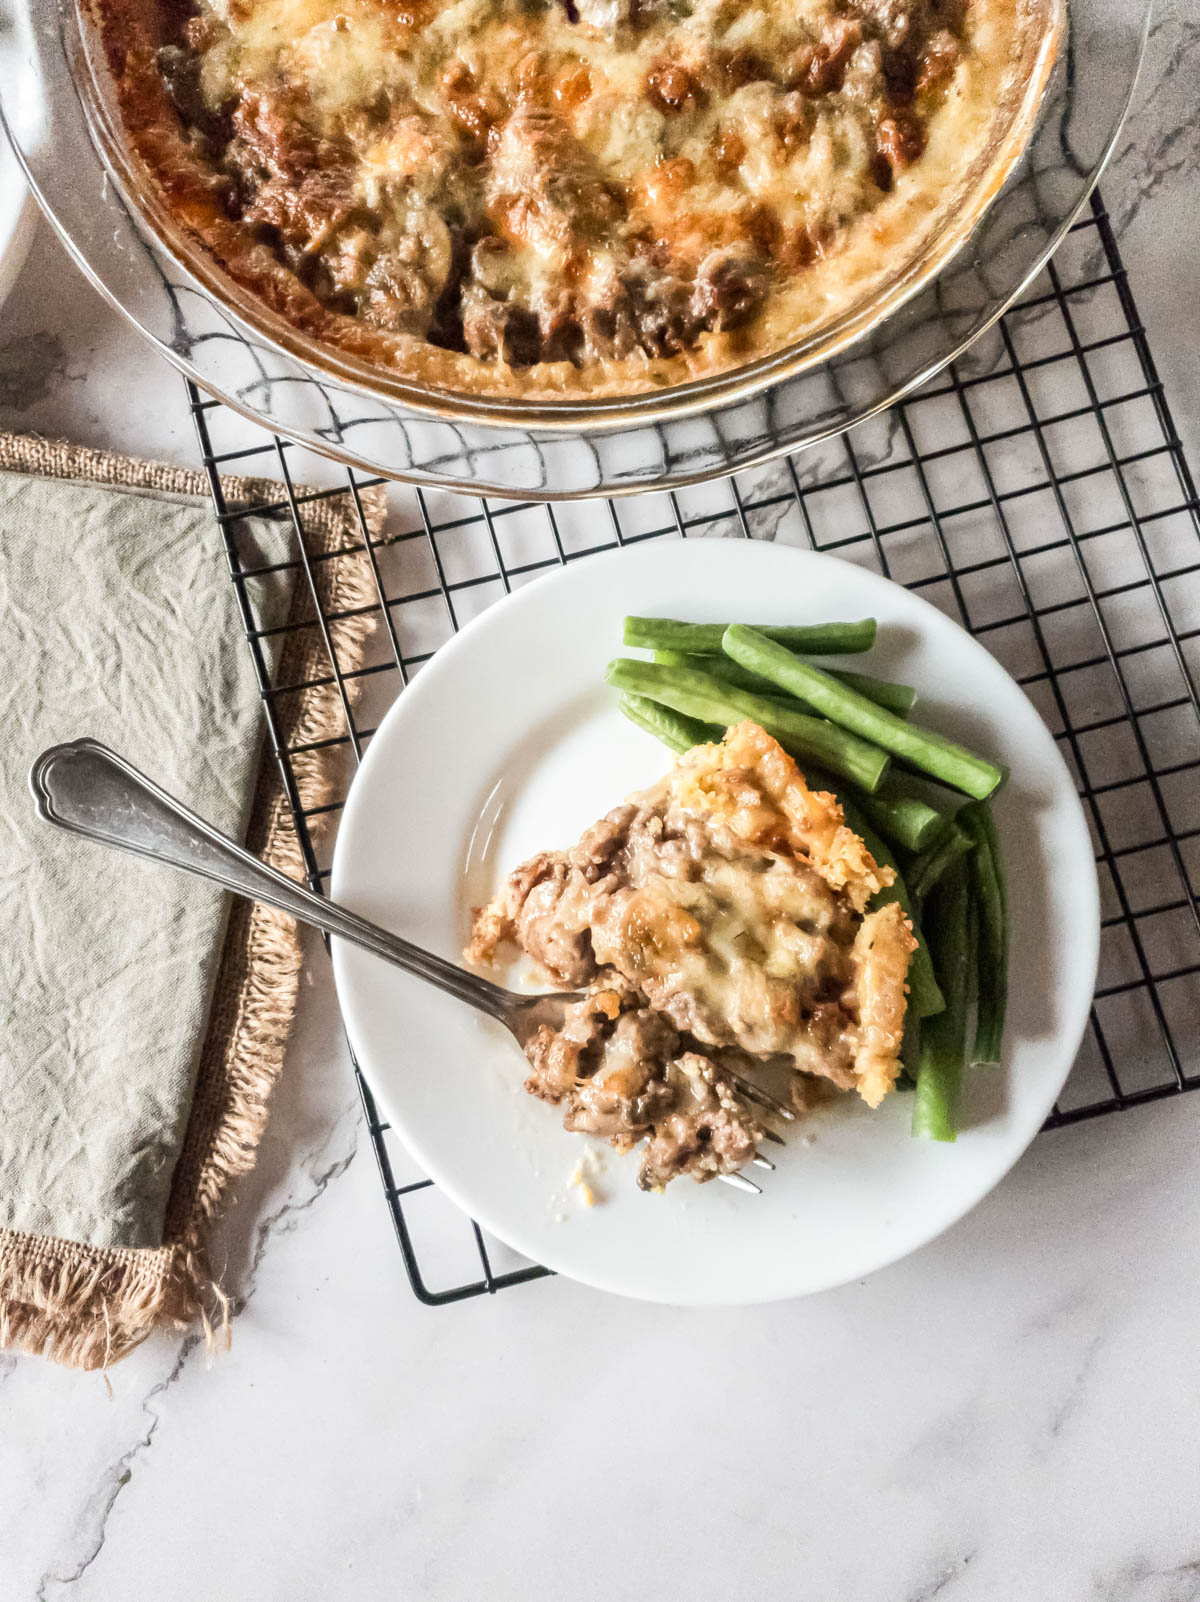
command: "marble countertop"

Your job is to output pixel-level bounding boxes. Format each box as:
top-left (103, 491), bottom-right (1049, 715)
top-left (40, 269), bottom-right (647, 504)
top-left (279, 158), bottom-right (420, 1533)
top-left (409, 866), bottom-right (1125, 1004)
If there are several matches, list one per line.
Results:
top-left (3, 9), bottom-right (1200, 1598)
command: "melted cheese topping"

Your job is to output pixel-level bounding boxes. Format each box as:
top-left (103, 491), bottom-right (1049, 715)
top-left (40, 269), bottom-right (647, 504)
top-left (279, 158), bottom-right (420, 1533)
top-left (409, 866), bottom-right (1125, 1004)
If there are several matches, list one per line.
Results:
top-left (591, 855), bottom-right (849, 1058)
top-left (590, 721), bottom-right (900, 1063)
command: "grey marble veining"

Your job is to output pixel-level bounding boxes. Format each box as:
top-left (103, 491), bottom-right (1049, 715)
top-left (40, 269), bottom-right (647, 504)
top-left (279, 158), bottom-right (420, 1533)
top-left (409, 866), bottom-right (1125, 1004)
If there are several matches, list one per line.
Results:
top-left (3, 6), bottom-right (1200, 1598)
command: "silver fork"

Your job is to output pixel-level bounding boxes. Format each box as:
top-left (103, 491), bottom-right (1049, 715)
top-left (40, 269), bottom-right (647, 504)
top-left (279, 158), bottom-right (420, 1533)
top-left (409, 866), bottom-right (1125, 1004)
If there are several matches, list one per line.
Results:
top-left (30, 740), bottom-right (791, 1192)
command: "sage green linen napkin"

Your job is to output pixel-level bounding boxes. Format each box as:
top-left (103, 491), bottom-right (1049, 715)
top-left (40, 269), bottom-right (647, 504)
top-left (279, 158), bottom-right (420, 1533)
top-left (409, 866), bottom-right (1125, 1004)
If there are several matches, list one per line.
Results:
top-left (0, 467), bottom-right (292, 1247)
top-left (0, 434), bottom-right (380, 1367)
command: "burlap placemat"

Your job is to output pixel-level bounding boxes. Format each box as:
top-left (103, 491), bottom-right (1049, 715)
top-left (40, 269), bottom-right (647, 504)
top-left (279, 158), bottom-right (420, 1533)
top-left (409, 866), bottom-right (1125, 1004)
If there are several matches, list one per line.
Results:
top-left (0, 432), bottom-right (383, 1370)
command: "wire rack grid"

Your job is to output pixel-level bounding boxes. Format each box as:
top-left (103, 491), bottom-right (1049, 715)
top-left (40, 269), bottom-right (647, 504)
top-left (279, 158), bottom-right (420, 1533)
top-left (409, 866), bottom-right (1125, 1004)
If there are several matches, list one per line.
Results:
top-left (187, 190), bottom-right (1200, 1306)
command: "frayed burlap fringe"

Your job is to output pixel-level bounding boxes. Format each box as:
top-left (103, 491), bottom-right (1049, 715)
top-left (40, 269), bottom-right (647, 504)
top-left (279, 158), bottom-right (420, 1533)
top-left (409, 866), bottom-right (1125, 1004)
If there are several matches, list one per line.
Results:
top-left (0, 432), bottom-right (384, 1370)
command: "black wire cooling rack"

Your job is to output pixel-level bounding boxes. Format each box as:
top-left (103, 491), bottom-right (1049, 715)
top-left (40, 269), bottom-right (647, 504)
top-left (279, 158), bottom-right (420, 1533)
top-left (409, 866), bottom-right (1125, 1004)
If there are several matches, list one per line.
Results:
top-left (188, 190), bottom-right (1200, 1305)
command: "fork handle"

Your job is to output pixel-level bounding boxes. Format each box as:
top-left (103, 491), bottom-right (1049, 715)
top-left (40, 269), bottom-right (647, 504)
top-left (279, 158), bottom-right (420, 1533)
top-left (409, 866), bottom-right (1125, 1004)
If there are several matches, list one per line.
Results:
top-left (29, 739), bottom-right (511, 1021)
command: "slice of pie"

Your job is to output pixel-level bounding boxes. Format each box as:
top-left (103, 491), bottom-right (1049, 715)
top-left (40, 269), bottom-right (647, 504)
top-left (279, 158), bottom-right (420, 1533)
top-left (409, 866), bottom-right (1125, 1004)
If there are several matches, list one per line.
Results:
top-left (468, 720), bottom-right (915, 1188)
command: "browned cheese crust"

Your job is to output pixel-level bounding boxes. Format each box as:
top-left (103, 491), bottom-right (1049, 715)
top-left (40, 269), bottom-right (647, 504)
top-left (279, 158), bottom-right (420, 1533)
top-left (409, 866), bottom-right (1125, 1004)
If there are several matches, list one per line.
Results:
top-left (91, 0), bottom-right (1046, 400)
top-left (467, 721), bottom-right (916, 1187)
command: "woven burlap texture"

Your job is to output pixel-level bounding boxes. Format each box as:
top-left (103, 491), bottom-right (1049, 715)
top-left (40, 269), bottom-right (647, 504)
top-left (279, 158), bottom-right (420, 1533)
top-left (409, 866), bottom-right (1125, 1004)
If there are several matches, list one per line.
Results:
top-left (0, 431), bottom-right (382, 1370)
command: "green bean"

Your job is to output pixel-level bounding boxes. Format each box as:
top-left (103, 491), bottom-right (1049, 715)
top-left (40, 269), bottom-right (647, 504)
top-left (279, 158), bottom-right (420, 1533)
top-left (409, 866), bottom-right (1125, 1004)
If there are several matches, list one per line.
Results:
top-left (837, 795), bottom-right (945, 1020)
top-left (809, 761), bottom-right (959, 856)
top-left (618, 694), bottom-right (720, 754)
top-left (858, 786), bottom-right (949, 854)
top-left (831, 669), bottom-right (916, 718)
top-left (877, 766), bottom-right (969, 815)
top-left (961, 803), bottom-right (1007, 1065)
top-left (871, 770), bottom-right (971, 853)
top-left (965, 884), bottom-right (980, 1013)
top-left (723, 625), bottom-right (1005, 801)
top-left (605, 658), bottom-right (891, 793)
top-left (908, 822), bottom-right (974, 907)
top-left (653, 649), bottom-right (916, 718)
top-left (625, 616), bottom-right (877, 655)
top-left (897, 1009), bottom-right (921, 1090)
top-left (652, 651), bottom-right (791, 704)
top-left (912, 858), bottom-right (972, 1142)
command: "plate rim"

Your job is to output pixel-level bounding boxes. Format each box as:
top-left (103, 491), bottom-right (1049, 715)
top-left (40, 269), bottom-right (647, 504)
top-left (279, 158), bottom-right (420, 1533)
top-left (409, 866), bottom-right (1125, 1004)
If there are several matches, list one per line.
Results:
top-left (330, 539), bottom-right (1101, 1305)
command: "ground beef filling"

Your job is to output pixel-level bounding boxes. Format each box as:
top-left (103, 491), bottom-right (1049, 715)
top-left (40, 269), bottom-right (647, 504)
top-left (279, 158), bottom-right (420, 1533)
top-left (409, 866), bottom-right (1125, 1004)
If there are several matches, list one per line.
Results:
top-left (517, 988), bottom-right (762, 1189)
top-left (152, 0), bottom-right (974, 370)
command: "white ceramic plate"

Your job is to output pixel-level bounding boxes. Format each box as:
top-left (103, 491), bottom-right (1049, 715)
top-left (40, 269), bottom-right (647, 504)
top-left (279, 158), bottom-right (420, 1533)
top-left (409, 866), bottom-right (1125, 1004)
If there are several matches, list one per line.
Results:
top-left (0, 29), bottom-right (37, 313)
top-left (331, 541), bottom-right (1099, 1306)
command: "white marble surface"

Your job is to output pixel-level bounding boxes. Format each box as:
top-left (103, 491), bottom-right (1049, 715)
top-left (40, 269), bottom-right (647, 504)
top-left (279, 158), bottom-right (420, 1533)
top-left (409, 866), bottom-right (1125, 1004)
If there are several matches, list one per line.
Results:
top-left (3, 9), bottom-right (1200, 1598)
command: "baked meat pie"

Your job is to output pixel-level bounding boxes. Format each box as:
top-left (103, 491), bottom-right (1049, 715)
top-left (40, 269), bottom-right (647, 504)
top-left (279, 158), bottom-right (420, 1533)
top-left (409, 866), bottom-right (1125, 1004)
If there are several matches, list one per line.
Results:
top-left (467, 721), bottom-right (916, 1187)
top-left (94, 0), bottom-right (1043, 399)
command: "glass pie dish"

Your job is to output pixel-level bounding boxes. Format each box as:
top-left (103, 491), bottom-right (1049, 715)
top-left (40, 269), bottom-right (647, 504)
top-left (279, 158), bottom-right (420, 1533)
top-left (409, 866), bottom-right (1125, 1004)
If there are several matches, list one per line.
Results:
top-left (0, 0), bottom-right (1150, 497)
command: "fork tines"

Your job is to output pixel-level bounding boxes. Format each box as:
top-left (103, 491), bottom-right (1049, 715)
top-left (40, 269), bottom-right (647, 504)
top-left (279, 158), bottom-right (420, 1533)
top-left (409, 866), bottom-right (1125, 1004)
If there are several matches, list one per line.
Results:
top-left (718, 1170), bottom-right (763, 1195)
top-left (718, 1072), bottom-right (797, 1192)
top-left (724, 1068), bottom-right (796, 1123)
